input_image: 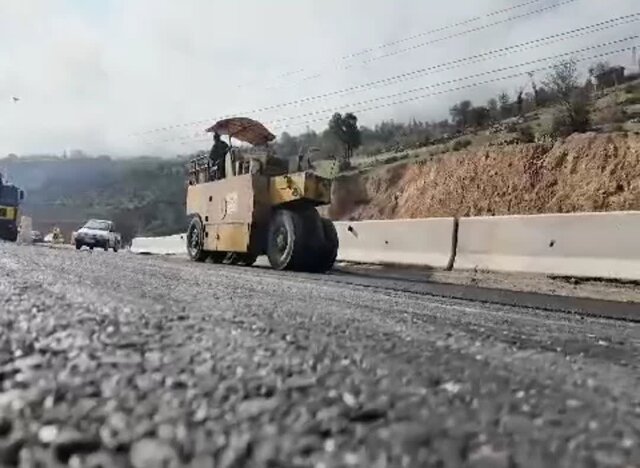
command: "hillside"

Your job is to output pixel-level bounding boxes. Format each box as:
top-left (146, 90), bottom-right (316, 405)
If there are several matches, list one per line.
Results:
top-left (5, 65), bottom-right (640, 240)
top-left (0, 156), bottom-right (188, 242)
top-left (329, 132), bottom-right (640, 220)
top-left (6, 131), bottom-right (640, 242)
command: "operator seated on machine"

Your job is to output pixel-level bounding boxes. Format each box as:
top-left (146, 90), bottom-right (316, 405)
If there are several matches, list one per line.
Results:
top-left (208, 132), bottom-right (229, 180)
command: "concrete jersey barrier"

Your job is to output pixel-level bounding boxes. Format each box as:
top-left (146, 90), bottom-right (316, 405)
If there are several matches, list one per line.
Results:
top-left (17, 216), bottom-right (33, 244)
top-left (131, 212), bottom-right (640, 282)
top-left (455, 211), bottom-right (640, 281)
top-left (130, 219), bottom-right (458, 269)
top-left (334, 218), bottom-right (456, 269)
top-left (130, 233), bottom-right (187, 256)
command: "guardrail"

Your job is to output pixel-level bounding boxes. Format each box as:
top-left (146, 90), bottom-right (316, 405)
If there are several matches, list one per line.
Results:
top-left (129, 211), bottom-right (640, 281)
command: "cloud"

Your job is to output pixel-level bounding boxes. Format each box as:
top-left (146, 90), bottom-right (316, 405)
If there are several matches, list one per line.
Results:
top-left (0, 0), bottom-right (638, 156)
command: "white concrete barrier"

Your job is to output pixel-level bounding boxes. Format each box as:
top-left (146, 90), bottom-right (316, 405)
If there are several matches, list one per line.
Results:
top-left (131, 212), bottom-right (640, 282)
top-left (130, 219), bottom-right (457, 269)
top-left (334, 218), bottom-right (456, 268)
top-left (17, 216), bottom-right (33, 244)
top-left (455, 211), bottom-right (640, 281)
top-left (130, 233), bottom-right (187, 256)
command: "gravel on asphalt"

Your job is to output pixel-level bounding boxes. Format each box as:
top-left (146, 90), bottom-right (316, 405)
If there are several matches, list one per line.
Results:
top-left (0, 243), bottom-right (638, 467)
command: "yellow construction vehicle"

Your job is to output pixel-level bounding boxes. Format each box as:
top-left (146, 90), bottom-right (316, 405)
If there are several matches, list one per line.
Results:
top-left (185, 117), bottom-right (338, 272)
top-left (0, 175), bottom-right (25, 242)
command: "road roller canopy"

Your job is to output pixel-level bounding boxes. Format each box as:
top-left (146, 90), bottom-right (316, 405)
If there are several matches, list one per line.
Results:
top-left (205, 117), bottom-right (276, 146)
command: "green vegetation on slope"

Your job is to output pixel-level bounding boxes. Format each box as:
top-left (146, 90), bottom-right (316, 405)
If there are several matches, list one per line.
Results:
top-left (0, 155), bottom-right (188, 242)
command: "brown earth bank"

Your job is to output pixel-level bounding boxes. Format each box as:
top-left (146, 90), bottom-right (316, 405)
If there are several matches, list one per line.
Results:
top-left (328, 132), bottom-right (640, 220)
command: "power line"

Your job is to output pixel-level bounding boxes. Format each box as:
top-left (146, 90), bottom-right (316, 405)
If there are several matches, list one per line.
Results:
top-left (294, 44), bottom-right (640, 128)
top-left (239, 0), bottom-right (562, 89)
top-left (265, 0), bottom-right (580, 89)
top-left (131, 13), bottom-right (640, 137)
top-left (161, 43), bottom-right (637, 146)
top-left (134, 13), bottom-right (640, 135)
top-left (337, 0), bottom-right (552, 61)
top-left (134, 1), bottom-right (583, 133)
top-left (268, 37), bottom-right (638, 125)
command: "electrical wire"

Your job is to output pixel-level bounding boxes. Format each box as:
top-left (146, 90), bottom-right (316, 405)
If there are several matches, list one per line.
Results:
top-left (130, 13), bottom-right (640, 137)
top-left (159, 43), bottom-right (637, 146)
top-left (237, 0), bottom-right (567, 89)
top-left (265, 0), bottom-right (580, 89)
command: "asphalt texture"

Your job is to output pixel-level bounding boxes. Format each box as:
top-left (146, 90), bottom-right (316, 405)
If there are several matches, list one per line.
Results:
top-left (0, 243), bottom-right (639, 468)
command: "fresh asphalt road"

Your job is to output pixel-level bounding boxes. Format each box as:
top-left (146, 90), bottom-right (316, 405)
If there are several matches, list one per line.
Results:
top-left (0, 243), bottom-right (638, 467)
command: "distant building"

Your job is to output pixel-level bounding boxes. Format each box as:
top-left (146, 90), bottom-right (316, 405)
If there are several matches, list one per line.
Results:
top-left (593, 66), bottom-right (625, 89)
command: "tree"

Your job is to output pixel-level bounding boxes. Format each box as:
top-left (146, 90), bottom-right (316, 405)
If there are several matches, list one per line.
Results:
top-left (544, 59), bottom-right (579, 106)
top-left (468, 106), bottom-right (491, 128)
top-left (544, 59), bottom-right (590, 136)
top-left (328, 112), bottom-right (362, 166)
top-left (487, 98), bottom-right (499, 121)
top-left (498, 92), bottom-right (512, 119)
top-left (449, 100), bottom-right (473, 128)
top-left (527, 71), bottom-right (542, 108)
top-left (588, 61), bottom-right (610, 79)
top-left (276, 132), bottom-right (298, 160)
top-left (516, 87), bottom-right (524, 116)
top-left (550, 88), bottom-right (590, 137)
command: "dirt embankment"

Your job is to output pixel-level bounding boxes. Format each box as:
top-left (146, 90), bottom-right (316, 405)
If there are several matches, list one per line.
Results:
top-left (329, 132), bottom-right (640, 220)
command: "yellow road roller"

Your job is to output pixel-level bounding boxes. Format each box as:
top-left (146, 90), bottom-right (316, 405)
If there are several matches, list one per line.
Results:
top-left (185, 117), bottom-right (338, 272)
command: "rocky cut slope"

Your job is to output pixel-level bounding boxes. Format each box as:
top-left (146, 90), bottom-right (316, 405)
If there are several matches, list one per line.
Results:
top-left (329, 132), bottom-right (640, 220)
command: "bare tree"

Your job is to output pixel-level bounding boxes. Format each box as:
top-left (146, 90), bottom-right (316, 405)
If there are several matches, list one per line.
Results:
top-left (515, 87), bottom-right (525, 116)
top-left (487, 98), bottom-right (499, 121)
top-left (544, 59), bottom-right (590, 136)
top-left (544, 59), bottom-right (579, 106)
top-left (498, 92), bottom-right (512, 119)
top-left (528, 71), bottom-right (541, 107)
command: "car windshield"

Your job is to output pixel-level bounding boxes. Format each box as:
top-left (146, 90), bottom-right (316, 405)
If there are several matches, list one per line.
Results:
top-left (83, 220), bottom-right (110, 231)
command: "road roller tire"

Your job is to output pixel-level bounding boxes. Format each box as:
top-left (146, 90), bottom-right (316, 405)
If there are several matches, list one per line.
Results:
top-left (294, 210), bottom-right (338, 273)
top-left (186, 216), bottom-right (208, 263)
top-left (312, 217), bottom-right (339, 273)
top-left (267, 209), bottom-right (307, 271)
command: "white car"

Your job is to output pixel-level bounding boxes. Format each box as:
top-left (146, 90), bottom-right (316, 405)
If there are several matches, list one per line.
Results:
top-left (74, 219), bottom-right (121, 252)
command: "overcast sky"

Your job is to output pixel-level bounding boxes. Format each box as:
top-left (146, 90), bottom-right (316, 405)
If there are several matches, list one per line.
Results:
top-left (1, 0), bottom-right (639, 156)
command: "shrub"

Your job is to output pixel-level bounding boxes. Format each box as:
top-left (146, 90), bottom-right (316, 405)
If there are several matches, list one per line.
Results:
top-left (504, 121), bottom-right (519, 133)
top-left (517, 125), bottom-right (536, 143)
top-left (550, 91), bottom-right (591, 137)
top-left (609, 123), bottom-right (626, 132)
top-left (451, 138), bottom-right (472, 151)
top-left (383, 155), bottom-right (402, 165)
top-left (622, 94), bottom-right (640, 106)
top-left (338, 160), bottom-right (353, 172)
top-left (593, 104), bottom-right (627, 125)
